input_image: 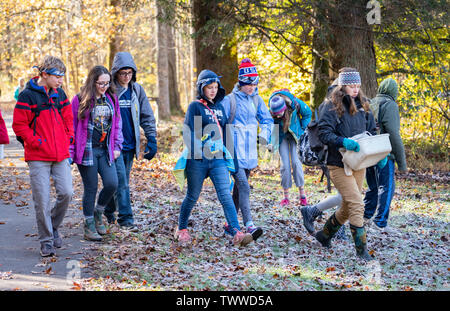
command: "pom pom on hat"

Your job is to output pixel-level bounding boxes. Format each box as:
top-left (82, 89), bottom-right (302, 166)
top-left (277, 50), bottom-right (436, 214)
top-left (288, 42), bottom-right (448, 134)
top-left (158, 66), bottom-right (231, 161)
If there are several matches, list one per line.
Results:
top-left (238, 58), bottom-right (259, 85)
top-left (269, 95), bottom-right (287, 116)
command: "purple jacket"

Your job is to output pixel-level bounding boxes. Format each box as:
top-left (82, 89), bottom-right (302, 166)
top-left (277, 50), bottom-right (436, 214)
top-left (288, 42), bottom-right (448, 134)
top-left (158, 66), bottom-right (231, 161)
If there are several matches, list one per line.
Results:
top-left (69, 93), bottom-right (123, 165)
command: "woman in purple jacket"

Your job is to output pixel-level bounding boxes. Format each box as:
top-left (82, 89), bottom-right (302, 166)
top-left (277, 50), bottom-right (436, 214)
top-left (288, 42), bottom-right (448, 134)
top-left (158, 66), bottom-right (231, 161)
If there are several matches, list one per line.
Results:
top-left (70, 66), bottom-right (123, 241)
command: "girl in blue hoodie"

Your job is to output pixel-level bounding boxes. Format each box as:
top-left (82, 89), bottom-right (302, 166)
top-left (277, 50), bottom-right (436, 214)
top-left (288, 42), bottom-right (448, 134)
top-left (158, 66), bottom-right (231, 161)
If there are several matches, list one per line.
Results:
top-left (175, 70), bottom-right (253, 247)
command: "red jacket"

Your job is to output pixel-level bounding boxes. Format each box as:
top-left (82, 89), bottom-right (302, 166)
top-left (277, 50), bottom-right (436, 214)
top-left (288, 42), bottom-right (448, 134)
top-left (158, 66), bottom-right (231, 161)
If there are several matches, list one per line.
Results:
top-left (12, 78), bottom-right (74, 162)
top-left (0, 109), bottom-right (9, 145)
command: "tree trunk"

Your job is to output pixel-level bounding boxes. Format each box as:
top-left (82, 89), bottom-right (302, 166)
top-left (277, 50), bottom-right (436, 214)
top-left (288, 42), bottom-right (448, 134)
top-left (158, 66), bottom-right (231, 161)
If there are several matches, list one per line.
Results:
top-left (167, 25), bottom-right (182, 115)
top-left (108, 0), bottom-right (124, 70)
top-left (193, 0), bottom-right (237, 94)
top-left (311, 26), bottom-right (330, 113)
top-left (326, 0), bottom-right (378, 98)
top-left (156, 3), bottom-right (171, 120)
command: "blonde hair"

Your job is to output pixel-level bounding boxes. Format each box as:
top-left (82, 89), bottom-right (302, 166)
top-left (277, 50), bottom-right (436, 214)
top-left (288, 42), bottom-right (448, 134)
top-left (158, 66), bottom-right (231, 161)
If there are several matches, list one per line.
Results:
top-left (36, 56), bottom-right (66, 76)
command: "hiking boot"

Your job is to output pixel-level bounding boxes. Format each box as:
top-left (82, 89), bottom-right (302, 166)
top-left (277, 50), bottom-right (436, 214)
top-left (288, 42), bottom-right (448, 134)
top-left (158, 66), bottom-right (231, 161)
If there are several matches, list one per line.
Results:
top-left (280, 198), bottom-right (290, 207)
top-left (300, 205), bottom-right (323, 235)
top-left (232, 230), bottom-right (253, 247)
top-left (40, 242), bottom-right (55, 257)
top-left (334, 225), bottom-right (349, 241)
top-left (84, 218), bottom-right (102, 241)
top-left (174, 228), bottom-right (191, 244)
top-left (247, 225), bottom-right (263, 241)
top-left (94, 208), bottom-right (107, 235)
top-left (300, 196), bottom-right (308, 206)
top-left (53, 228), bottom-right (62, 248)
top-left (315, 213), bottom-right (342, 248)
top-left (223, 224), bottom-right (234, 237)
top-left (350, 224), bottom-right (374, 261)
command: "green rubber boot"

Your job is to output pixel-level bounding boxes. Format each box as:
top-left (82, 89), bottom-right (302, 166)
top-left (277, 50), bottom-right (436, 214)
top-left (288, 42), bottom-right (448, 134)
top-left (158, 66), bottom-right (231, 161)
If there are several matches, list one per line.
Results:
top-left (315, 213), bottom-right (342, 248)
top-left (94, 206), bottom-right (107, 235)
top-left (84, 218), bottom-right (102, 241)
top-left (350, 224), bottom-right (374, 261)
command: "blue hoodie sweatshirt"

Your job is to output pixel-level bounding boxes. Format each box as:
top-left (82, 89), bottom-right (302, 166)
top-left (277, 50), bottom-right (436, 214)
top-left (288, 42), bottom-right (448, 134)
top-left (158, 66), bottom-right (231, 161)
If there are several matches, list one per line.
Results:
top-left (183, 70), bottom-right (229, 161)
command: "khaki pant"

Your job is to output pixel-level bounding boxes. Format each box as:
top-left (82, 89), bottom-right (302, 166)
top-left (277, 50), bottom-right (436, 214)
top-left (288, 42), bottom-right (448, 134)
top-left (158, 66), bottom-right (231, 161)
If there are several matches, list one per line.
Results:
top-left (328, 165), bottom-right (366, 227)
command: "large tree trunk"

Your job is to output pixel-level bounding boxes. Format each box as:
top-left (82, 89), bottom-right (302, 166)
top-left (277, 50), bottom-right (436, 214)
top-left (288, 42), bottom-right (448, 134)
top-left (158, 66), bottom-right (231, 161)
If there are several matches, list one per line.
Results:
top-left (108, 0), bottom-right (124, 70)
top-left (193, 0), bottom-right (237, 94)
top-left (156, 3), bottom-right (171, 120)
top-left (326, 1), bottom-right (378, 98)
top-left (311, 26), bottom-right (330, 113)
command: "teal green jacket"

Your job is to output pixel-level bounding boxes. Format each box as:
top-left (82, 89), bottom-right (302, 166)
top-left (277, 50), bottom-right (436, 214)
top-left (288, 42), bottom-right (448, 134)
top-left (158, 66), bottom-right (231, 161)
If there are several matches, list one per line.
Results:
top-left (371, 78), bottom-right (407, 171)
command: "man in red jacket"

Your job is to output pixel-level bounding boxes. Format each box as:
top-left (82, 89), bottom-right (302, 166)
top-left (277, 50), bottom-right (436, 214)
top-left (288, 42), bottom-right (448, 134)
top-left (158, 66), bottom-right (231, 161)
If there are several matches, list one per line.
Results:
top-left (13, 56), bottom-right (74, 257)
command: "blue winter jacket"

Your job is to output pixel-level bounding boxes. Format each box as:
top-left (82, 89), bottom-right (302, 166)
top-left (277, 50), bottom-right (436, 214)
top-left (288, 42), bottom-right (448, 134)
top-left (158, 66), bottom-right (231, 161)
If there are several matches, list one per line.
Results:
top-left (269, 90), bottom-right (312, 149)
top-left (222, 83), bottom-right (274, 170)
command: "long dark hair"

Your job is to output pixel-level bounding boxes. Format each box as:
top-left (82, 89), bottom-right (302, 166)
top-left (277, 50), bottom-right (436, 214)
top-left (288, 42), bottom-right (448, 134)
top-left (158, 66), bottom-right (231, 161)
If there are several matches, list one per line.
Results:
top-left (78, 65), bottom-right (116, 120)
top-left (330, 67), bottom-right (369, 117)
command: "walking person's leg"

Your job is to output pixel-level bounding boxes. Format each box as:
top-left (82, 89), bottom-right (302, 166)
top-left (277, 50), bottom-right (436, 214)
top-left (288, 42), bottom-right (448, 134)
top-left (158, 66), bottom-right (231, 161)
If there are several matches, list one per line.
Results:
top-left (279, 138), bottom-right (292, 206)
top-left (77, 153), bottom-right (102, 241)
top-left (363, 165), bottom-right (378, 221)
top-left (28, 161), bottom-right (54, 256)
top-left (95, 149), bottom-right (119, 234)
top-left (373, 159), bottom-right (396, 229)
top-left (209, 164), bottom-right (253, 246)
top-left (50, 159), bottom-right (73, 248)
top-left (288, 137), bottom-right (307, 205)
top-left (117, 150), bottom-right (135, 226)
top-left (175, 160), bottom-right (208, 244)
top-left (301, 194), bottom-right (342, 235)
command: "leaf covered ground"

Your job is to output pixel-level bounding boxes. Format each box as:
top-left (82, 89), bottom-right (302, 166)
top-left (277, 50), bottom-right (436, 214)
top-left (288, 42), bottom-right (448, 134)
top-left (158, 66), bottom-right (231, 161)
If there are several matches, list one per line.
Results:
top-left (73, 123), bottom-right (449, 291)
top-left (1, 121), bottom-right (448, 291)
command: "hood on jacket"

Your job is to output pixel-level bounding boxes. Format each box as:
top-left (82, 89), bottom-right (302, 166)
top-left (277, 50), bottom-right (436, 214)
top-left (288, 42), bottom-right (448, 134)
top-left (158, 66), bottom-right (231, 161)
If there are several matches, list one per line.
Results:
top-left (196, 69), bottom-right (225, 103)
top-left (377, 77), bottom-right (398, 101)
top-left (326, 84), bottom-right (338, 99)
top-left (26, 77), bottom-right (59, 100)
top-left (111, 52), bottom-right (138, 83)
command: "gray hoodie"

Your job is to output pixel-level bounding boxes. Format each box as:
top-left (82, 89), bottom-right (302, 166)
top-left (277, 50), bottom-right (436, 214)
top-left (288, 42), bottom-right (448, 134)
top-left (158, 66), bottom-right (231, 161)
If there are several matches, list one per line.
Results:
top-left (111, 52), bottom-right (157, 158)
top-left (371, 78), bottom-right (407, 171)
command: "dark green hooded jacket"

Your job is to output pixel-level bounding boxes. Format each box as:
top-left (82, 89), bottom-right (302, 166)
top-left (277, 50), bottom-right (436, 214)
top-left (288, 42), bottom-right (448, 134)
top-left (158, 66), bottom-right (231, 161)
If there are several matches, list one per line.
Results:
top-left (370, 78), bottom-right (407, 171)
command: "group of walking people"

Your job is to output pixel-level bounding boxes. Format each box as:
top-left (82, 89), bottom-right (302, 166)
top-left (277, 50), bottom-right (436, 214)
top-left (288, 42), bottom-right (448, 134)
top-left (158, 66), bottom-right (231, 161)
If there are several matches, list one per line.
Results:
top-left (174, 59), bottom-right (406, 262)
top-left (11, 53), bottom-right (157, 256)
top-left (7, 53), bottom-right (406, 262)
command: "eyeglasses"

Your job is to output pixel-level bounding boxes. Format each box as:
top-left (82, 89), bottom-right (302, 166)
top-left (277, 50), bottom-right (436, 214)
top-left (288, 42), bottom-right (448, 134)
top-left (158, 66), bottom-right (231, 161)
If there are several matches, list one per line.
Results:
top-left (96, 81), bottom-right (110, 88)
top-left (118, 71), bottom-right (133, 77)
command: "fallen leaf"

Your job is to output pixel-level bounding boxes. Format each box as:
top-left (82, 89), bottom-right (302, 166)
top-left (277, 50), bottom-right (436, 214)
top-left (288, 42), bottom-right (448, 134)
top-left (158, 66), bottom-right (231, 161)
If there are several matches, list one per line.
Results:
top-left (72, 282), bottom-right (82, 290)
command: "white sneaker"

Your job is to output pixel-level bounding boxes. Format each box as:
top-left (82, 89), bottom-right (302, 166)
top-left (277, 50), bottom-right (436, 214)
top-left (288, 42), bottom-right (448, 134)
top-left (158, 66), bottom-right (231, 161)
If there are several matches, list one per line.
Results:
top-left (363, 217), bottom-right (372, 227)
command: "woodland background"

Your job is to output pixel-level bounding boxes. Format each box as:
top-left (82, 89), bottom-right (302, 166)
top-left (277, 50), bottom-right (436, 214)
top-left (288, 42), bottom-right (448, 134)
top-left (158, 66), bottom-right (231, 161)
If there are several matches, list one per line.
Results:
top-left (0, 0), bottom-right (449, 291)
top-left (0, 0), bottom-right (448, 170)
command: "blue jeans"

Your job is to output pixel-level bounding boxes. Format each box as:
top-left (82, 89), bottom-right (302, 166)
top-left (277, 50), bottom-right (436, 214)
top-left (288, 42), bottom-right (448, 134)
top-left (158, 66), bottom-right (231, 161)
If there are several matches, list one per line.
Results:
top-left (363, 159), bottom-right (396, 228)
top-left (77, 147), bottom-right (118, 217)
top-left (178, 158), bottom-right (240, 234)
top-left (279, 135), bottom-right (305, 189)
top-left (105, 150), bottom-right (135, 225)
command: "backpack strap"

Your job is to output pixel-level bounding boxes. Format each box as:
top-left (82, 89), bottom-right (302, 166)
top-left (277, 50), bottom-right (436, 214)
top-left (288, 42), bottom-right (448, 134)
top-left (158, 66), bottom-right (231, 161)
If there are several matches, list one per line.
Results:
top-left (196, 99), bottom-right (223, 140)
top-left (228, 93), bottom-right (237, 124)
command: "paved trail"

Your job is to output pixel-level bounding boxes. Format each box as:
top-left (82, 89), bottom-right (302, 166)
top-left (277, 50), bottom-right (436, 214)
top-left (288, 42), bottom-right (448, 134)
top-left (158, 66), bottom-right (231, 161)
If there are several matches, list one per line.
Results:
top-left (0, 111), bottom-right (94, 291)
